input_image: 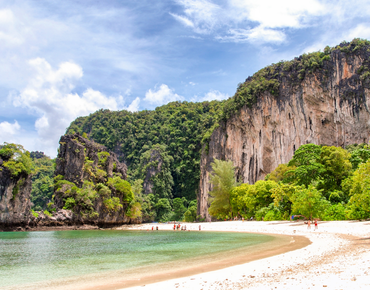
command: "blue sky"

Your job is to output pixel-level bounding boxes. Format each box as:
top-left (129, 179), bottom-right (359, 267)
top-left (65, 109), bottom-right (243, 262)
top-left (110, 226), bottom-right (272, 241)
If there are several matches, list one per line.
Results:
top-left (1, 0), bottom-right (370, 157)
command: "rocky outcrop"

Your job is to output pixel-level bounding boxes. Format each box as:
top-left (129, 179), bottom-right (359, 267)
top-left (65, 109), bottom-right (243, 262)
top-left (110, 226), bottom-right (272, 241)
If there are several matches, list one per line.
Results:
top-left (54, 134), bottom-right (134, 226)
top-left (56, 134), bottom-right (127, 187)
top-left (0, 159), bottom-right (32, 230)
top-left (199, 46), bottom-right (370, 220)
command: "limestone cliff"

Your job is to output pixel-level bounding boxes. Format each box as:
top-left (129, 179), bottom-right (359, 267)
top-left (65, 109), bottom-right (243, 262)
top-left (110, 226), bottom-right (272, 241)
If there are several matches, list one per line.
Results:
top-left (199, 42), bottom-right (370, 220)
top-left (0, 154), bottom-right (32, 230)
top-left (54, 134), bottom-right (134, 226)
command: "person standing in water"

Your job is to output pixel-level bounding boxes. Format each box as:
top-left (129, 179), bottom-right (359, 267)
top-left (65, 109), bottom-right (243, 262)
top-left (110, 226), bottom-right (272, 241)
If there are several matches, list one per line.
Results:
top-left (307, 220), bottom-right (311, 230)
top-left (314, 219), bottom-right (318, 230)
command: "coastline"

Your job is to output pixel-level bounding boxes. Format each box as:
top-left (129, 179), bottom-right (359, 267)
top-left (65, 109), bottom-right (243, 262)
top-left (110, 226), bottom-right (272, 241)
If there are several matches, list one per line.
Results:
top-left (121, 220), bottom-right (370, 290)
top-left (3, 220), bottom-right (369, 290)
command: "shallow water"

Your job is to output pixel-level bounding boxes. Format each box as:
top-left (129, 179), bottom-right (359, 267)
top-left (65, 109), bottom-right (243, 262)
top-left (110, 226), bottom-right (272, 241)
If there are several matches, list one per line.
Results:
top-left (0, 229), bottom-right (274, 287)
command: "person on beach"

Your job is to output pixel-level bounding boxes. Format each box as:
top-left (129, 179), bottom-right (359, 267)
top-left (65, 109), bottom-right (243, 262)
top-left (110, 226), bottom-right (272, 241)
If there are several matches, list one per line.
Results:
top-left (199, 225), bottom-right (201, 231)
top-left (307, 220), bottom-right (311, 230)
top-left (314, 219), bottom-right (318, 230)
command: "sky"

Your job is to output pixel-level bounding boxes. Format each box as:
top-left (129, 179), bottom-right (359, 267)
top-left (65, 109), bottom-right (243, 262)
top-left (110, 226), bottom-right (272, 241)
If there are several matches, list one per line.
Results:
top-left (1, 0), bottom-right (370, 157)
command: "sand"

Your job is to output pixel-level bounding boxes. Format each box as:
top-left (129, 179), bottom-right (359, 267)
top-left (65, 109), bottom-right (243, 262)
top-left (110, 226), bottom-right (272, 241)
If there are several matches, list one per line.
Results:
top-left (120, 220), bottom-right (370, 290)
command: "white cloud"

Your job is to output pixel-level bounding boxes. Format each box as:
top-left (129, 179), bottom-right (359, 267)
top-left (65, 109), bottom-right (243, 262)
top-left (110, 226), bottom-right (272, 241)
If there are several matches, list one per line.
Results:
top-left (126, 97), bottom-right (141, 112)
top-left (170, 13), bottom-right (195, 28)
top-left (0, 4), bottom-right (156, 94)
top-left (230, 0), bottom-right (324, 29)
top-left (201, 90), bottom-right (229, 101)
top-left (192, 89), bottom-right (229, 102)
top-left (217, 27), bottom-right (286, 43)
top-left (12, 58), bottom-right (125, 156)
top-left (0, 120), bottom-right (21, 140)
top-left (172, 0), bottom-right (326, 43)
top-left (172, 0), bottom-right (220, 34)
top-left (346, 24), bottom-right (370, 41)
top-left (144, 84), bottom-right (183, 106)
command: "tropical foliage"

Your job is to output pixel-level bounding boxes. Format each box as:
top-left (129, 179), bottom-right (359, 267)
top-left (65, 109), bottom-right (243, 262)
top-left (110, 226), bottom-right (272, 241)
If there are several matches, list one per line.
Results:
top-left (209, 143), bottom-right (370, 221)
top-left (30, 152), bottom-right (55, 211)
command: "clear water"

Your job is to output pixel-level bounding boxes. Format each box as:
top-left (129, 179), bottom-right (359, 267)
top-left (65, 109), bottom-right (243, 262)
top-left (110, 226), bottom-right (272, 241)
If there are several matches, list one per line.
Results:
top-left (0, 230), bottom-right (274, 287)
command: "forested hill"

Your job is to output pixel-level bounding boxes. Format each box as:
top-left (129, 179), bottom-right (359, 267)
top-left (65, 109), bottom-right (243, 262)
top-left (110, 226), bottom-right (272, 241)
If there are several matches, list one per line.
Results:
top-left (67, 101), bottom-right (223, 200)
top-left (66, 38), bottom-right (370, 202)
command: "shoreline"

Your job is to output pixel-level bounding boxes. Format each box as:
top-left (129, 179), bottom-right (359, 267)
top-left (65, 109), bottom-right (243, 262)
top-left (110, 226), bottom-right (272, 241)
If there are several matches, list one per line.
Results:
top-left (121, 220), bottom-right (370, 290)
top-left (2, 221), bottom-right (369, 290)
top-left (80, 231), bottom-right (309, 290)
top-left (1, 223), bottom-right (309, 290)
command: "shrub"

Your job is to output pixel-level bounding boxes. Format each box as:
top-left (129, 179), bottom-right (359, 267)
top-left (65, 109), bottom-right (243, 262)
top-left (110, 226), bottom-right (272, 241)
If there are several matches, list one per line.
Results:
top-left (103, 197), bottom-right (123, 212)
top-left (63, 197), bottom-right (76, 210)
top-left (322, 203), bottom-right (346, 221)
top-left (31, 210), bottom-right (39, 218)
top-left (98, 151), bottom-right (110, 167)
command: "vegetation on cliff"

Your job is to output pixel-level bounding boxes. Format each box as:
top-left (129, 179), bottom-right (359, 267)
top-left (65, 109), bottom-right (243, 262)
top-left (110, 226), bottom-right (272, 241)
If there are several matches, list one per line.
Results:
top-left (64, 39), bottom-right (370, 220)
top-left (221, 38), bottom-right (370, 121)
top-left (209, 143), bottom-right (370, 221)
top-left (3, 39), bottom-right (369, 225)
top-left (53, 134), bottom-right (138, 221)
top-left (30, 152), bottom-right (55, 211)
top-left (67, 101), bottom-right (222, 202)
top-left (0, 143), bottom-right (32, 178)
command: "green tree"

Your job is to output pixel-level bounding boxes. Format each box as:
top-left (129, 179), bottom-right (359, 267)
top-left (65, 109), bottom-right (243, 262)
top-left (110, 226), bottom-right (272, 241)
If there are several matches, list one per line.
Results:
top-left (241, 180), bottom-right (279, 217)
top-left (208, 159), bottom-right (236, 219)
top-left (138, 144), bottom-right (174, 199)
top-left (184, 200), bottom-right (197, 222)
top-left (319, 146), bottom-right (352, 195)
top-left (0, 143), bottom-right (33, 177)
top-left (171, 197), bottom-right (187, 221)
top-left (155, 198), bottom-right (172, 222)
top-left (266, 163), bottom-right (296, 183)
top-left (141, 193), bottom-right (156, 222)
top-left (131, 179), bottom-right (143, 198)
top-left (290, 185), bottom-right (330, 220)
top-left (288, 144), bottom-right (324, 186)
top-left (349, 147), bottom-right (370, 170)
top-left (230, 183), bottom-right (251, 217)
top-left (322, 203), bottom-right (346, 221)
top-left (30, 155), bottom-right (55, 211)
top-left (346, 159), bottom-right (370, 219)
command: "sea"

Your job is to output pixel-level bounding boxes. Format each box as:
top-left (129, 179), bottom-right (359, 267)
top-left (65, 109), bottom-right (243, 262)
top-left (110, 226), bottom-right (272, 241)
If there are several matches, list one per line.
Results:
top-left (0, 229), bottom-right (280, 289)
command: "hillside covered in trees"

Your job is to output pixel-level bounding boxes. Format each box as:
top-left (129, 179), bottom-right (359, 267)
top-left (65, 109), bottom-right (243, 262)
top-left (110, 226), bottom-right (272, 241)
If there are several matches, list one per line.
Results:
top-left (3, 39), bottom-right (370, 227)
top-left (66, 39), bottom-right (370, 218)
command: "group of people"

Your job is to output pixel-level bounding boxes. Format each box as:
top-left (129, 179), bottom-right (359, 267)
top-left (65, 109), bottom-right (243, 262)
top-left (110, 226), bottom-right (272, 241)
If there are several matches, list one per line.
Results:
top-left (307, 219), bottom-right (319, 230)
top-left (173, 223), bottom-right (187, 231)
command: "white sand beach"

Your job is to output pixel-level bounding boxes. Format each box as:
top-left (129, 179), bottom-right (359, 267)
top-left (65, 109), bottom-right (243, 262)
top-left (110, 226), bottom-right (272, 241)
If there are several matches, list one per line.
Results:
top-left (121, 220), bottom-right (370, 290)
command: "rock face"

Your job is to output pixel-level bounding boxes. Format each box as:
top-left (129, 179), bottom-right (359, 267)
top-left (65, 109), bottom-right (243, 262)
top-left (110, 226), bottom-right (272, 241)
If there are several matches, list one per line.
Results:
top-left (199, 48), bottom-right (370, 220)
top-left (54, 134), bottom-right (133, 226)
top-left (56, 134), bottom-right (127, 187)
top-left (0, 160), bottom-right (32, 230)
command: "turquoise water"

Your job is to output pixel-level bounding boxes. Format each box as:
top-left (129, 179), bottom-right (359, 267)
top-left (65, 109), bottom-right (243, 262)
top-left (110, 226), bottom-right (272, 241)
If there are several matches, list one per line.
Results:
top-left (0, 230), bottom-right (274, 287)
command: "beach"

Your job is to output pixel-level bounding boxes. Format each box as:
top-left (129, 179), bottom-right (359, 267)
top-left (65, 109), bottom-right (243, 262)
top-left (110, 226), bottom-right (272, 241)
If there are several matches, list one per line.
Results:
top-left (121, 220), bottom-right (370, 290)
